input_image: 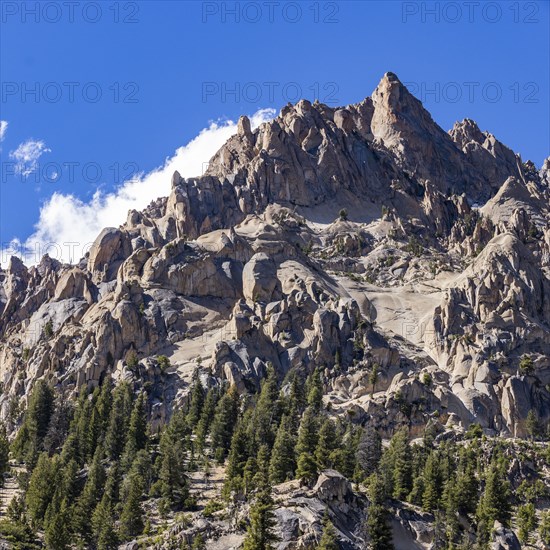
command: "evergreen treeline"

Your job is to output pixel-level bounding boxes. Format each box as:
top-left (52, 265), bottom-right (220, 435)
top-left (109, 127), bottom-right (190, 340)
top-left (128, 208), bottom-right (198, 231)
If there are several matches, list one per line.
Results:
top-left (183, 365), bottom-right (550, 550)
top-left (2, 380), bottom-right (191, 549)
top-left (0, 367), bottom-right (549, 550)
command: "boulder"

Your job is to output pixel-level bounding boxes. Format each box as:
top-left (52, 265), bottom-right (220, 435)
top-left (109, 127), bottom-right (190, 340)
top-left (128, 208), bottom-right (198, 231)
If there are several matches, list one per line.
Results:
top-left (242, 253), bottom-right (281, 304)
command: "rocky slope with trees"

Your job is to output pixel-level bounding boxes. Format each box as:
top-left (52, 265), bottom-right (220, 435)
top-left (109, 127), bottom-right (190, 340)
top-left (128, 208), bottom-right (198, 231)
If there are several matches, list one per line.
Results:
top-left (0, 73), bottom-right (549, 549)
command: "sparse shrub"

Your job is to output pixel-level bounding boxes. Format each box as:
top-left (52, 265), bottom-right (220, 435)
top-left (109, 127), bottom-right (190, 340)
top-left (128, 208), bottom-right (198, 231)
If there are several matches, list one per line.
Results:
top-left (519, 355), bottom-right (534, 375)
top-left (528, 223), bottom-right (538, 238)
top-left (465, 423), bottom-right (483, 439)
top-left (302, 240), bottom-right (313, 256)
top-left (157, 355), bottom-right (170, 371)
top-left (384, 255), bottom-right (395, 267)
top-left (43, 321), bottom-right (53, 339)
top-left (202, 500), bottom-right (224, 517)
top-left (526, 410), bottom-right (541, 440)
top-left (127, 352), bottom-right (139, 369)
top-left (403, 236), bottom-right (423, 257)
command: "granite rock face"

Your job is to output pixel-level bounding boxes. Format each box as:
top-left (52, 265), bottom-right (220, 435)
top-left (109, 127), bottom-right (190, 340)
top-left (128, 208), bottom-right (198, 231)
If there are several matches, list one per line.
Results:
top-left (1, 72), bottom-right (549, 444)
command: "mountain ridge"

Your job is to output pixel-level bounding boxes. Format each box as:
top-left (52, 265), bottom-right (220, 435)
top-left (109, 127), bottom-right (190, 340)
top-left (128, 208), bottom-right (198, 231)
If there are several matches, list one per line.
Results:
top-left (1, 73), bottom-right (549, 438)
top-left (1, 71), bottom-right (550, 549)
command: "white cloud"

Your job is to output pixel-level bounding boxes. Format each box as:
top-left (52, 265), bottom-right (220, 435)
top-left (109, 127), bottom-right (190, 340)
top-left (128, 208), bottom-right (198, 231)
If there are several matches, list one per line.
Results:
top-left (9, 139), bottom-right (51, 177)
top-left (13, 109), bottom-right (274, 265)
top-left (0, 120), bottom-right (7, 142)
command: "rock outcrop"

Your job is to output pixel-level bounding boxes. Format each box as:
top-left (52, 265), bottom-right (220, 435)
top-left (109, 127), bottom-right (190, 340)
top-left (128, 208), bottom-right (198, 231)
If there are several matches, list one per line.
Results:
top-left (0, 72), bottom-right (548, 444)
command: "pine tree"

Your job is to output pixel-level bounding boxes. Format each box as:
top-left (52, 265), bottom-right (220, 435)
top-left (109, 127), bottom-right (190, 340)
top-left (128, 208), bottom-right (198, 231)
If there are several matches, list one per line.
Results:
top-left (75, 392), bottom-right (94, 461)
top-left (454, 448), bottom-right (478, 515)
top-left (442, 477), bottom-right (461, 546)
top-left (356, 425), bottom-right (382, 479)
top-left (92, 495), bottom-right (119, 550)
top-left (306, 368), bottom-right (323, 411)
top-left (3, 493), bottom-right (35, 546)
top-left (103, 461), bottom-right (123, 507)
top-left (25, 452), bottom-right (59, 527)
top-left (73, 445), bottom-right (106, 542)
top-left (0, 422), bottom-right (10, 484)
top-left (105, 383), bottom-right (132, 461)
top-left (422, 451), bottom-right (441, 513)
top-left (252, 365), bottom-right (281, 449)
top-left (60, 431), bottom-right (79, 465)
top-left (296, 452), bottom-right (318, 486)
top-left (369, 364), bottom-right (379, 396)
top-left (164, 407), bottom-right (190, 446)
top-left (122, 392), bottom-right (148, 470)
top-left (295, 406), bottom-right (319, 485)
top-left (67, 385), bottom-right (100, 463)
top-left (526, 410), bottom-right (541, 440)
top-left (120, 470), bottom-right (145, 539)
top-left (85, 389), bottom-right (103, 459)
top-left (43, 395), bottom-right (72, 455)
top-left (28, 380), bottom-right (55, 444)
top-left (153, 416), bottom-right (189, 512)
top-left (128, 449), bottom-right (152, 495)
top-left (315, 418), bottom-right (338, 469)
top-left (12, 380), bottom-right (54, 465)
top-left (243, 483), bottom-right (278, 550)
top-left (187, 371), bottom-right (206, 428)
top-left (244, 456), bottom-right (259, 496)
top-left (225, 418), bottom-right (251, 495)
top-left (288, 371), bottom-right (306, 424)
top-left (44, 499), bottom-right (71, 550)
top-left (366, 475), bottom-right (393, 550)
top-left (6, 494), bottom-right (27, 525)
top-left (210, 386), bottom-right (239, 460)
top-left (422, 421), bottom-right (438, 450)
top-left (332, 426), bottom-right (358, 479)
top-left (94, 380), bottom-right (113, 448)
top-left (517, 503), bottom-right (537, 544)
top-left (476, 459), bottom-right (512, 544)
top-left (269, 415), bottom-right (296, 484)
top-left (393, 428), bottom-right (412, 500)
top-left (431, 510), bottom-right (448, 549)
top-left (438, 440), bottom-right (456, 478)
top-left (379, 427), bottom-right (412, 500)
top-left (196, 387), bottom-right (219, 450)
top-left (318, 511), bottom-right (339, 550)
top-left (540, 510), bottom-right (550, 545)
top-left (409, 442), bottom-right (425, 486)
top-left (408, 474), bottom-right (425, 507)
top-left (295, 406), bottom-right (318, 456)
top-left (60, 458), bottom-right (79, 513)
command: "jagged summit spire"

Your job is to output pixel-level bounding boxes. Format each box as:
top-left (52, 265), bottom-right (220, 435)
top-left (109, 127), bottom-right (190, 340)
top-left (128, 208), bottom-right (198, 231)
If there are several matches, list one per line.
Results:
top-left (372, 71), bottom-right (409, 97)
top-left (381, 71), bottom-right (401, 83)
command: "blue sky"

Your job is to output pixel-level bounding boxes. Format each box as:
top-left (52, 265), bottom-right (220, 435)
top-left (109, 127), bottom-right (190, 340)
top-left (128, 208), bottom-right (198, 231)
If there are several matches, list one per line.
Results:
top-left (1, 0), bottom-right (549, 264)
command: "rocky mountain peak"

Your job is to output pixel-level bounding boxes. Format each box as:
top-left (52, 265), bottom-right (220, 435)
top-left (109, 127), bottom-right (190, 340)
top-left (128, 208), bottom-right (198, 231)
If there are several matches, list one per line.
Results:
top-left (371, 71), bottom-right (415, 114)
top-left (1, 71), bottom-right (548, 447)
top-left (449, 118), bottom-right (486, 146)
top-left (0, 71), bottom-right (549, 549)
